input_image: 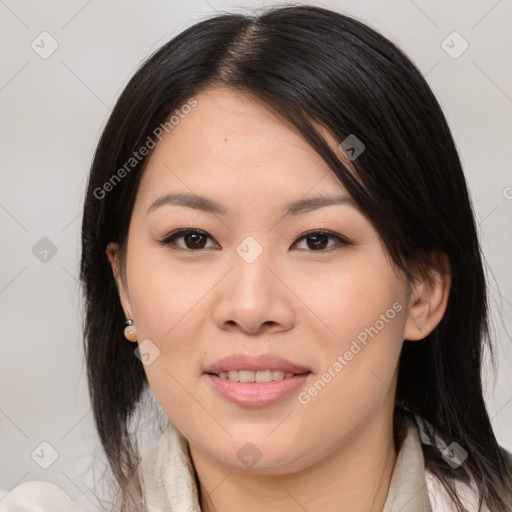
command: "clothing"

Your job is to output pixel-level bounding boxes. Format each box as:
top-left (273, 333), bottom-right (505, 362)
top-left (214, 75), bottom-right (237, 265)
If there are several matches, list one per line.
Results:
top-left (0, 417), bottom-right (490, 511)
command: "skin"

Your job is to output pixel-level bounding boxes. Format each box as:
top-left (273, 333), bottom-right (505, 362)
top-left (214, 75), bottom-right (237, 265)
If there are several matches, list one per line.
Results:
top-left (107, 86), bottom-right (450, 512)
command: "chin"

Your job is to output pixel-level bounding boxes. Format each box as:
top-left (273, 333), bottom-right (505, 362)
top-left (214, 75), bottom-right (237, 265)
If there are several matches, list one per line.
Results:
top-left (205, 441), bottom-right (307, 474)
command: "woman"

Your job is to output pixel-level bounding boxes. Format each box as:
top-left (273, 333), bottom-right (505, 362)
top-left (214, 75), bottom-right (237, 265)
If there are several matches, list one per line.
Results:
top-left (3, 4), bottom-right (511, 511)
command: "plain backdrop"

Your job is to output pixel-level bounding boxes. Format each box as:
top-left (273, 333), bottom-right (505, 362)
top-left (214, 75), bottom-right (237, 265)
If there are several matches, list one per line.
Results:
top-left (1, 0), bottom-right (511, 510)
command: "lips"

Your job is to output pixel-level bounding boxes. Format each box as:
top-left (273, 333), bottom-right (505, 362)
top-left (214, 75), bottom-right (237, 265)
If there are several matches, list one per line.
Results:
top-left (204, 354), bottom-right (312, 408)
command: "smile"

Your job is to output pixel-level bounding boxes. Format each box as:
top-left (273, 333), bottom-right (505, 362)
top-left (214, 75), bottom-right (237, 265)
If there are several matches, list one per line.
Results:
top-left (214, 369), bottom-right (306, 382)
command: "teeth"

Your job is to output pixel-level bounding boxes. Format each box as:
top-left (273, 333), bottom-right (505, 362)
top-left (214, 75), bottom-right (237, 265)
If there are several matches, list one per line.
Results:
top-left (272, 370), bottom-right (285, 381)
top-left (216, 370), bottom-right (300, 382)
top-left (255, 370), bottom-right (272, 382)
top-left (239, 370), bottom-right (254, 383)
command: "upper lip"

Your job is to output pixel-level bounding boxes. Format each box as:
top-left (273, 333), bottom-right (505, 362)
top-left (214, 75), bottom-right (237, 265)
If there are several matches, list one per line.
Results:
top-left (204, 354), bottom-right (311, 375)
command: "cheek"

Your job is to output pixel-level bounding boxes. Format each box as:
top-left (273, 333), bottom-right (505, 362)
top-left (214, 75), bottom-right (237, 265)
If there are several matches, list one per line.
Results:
top-left (296, 257), bottom-right (407, 417)
top-left (297, 253), bottom-right (406, 352)
top-left (126, 244), bottom-right (208, 341)
top-left (124, 249), bottom-right (208, 410)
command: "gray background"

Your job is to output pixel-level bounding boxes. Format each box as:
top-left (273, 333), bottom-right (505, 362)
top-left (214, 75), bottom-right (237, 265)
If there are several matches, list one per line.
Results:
top-left (1, 1), bottom-right (511, 510)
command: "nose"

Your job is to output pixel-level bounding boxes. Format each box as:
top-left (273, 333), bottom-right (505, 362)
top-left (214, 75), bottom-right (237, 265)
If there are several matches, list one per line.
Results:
top-left (212, 246), bottom-right (295, 335)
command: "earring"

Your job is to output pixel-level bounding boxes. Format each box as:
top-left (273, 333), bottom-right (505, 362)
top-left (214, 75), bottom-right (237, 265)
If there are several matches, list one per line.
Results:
top-left (124, 319), bottom-right (137, 342)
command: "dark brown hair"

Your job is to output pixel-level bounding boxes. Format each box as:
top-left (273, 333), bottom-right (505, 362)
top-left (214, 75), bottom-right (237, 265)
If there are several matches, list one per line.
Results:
top-left (80, 4), bottom-right (512, 510)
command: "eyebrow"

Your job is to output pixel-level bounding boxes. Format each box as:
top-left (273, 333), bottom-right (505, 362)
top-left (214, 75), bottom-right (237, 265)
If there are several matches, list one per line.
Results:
top-left (145, 192), bottom-right (355, 217)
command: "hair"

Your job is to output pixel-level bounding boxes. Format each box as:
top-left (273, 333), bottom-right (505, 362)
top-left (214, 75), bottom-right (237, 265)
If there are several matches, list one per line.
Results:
top-left (79, 4), bottom-right (512, 511)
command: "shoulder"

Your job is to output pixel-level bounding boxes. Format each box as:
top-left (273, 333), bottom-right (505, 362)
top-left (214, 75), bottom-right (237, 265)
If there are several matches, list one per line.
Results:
top-left (426, 447), bottom-right (512, 512)
top-left (423, 446), bottom-right (512, 512)
top-left (412, 413), bottom-right (512, 512)
top-left (425, 470), bottom-right (490, 512)
top-left (0, 481), bottom-right (80, 512)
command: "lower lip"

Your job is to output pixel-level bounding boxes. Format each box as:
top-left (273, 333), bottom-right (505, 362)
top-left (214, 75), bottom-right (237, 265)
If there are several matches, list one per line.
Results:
top-left (206, 373), bottom-right (311, 408)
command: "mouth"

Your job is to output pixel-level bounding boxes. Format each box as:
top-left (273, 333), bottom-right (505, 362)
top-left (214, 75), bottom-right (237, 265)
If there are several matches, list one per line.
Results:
top-left (208, 369), bottom-right (311, 383)
top-left (203, 354), bottom-right (312, 408)
top-left (205, 371), bottom-right (311, 408)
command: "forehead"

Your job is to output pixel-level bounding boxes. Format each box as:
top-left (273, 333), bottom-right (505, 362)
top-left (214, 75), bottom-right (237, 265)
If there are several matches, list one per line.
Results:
top-left (135, 87), bottom-right (351, 211)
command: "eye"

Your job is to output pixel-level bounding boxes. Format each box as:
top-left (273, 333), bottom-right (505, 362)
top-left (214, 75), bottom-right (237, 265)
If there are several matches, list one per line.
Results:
top-left (159, 228), bottom-right (350, 253)
top-left (292, 229), bottom-right (350, 252)
top-left (159, 228), bottom-right (219, 251)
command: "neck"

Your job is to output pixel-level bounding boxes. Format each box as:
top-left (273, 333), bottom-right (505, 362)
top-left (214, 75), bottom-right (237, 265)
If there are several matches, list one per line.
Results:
top-left (190, 407), bottom-right (398, 512)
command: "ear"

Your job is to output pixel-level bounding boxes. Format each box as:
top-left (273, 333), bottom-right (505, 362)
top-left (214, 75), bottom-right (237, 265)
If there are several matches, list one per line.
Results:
top-left (106, 242), bottom-right (133, 321)
top-left (403, 254), bottom-right (451, 341)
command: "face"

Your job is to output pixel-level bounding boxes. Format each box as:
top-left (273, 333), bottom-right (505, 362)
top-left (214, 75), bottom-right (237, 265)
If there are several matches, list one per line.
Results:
top-left (109, 86), bottom-right (417, 474)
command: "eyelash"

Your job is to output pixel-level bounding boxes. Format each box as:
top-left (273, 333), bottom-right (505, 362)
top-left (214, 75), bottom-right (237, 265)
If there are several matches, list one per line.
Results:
top-left (158, 227), bottom-right (351, 253)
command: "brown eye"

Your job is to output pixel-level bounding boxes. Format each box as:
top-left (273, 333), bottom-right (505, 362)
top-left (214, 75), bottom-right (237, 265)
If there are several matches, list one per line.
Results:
top-left (293, 230), bottom-right (349, 252)
top-left (305, 233), bottom-right (330, 250)
top-left (160, 229), bottom-right (218, 251)
top-left (182, 232), bottom-right (207, 249)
